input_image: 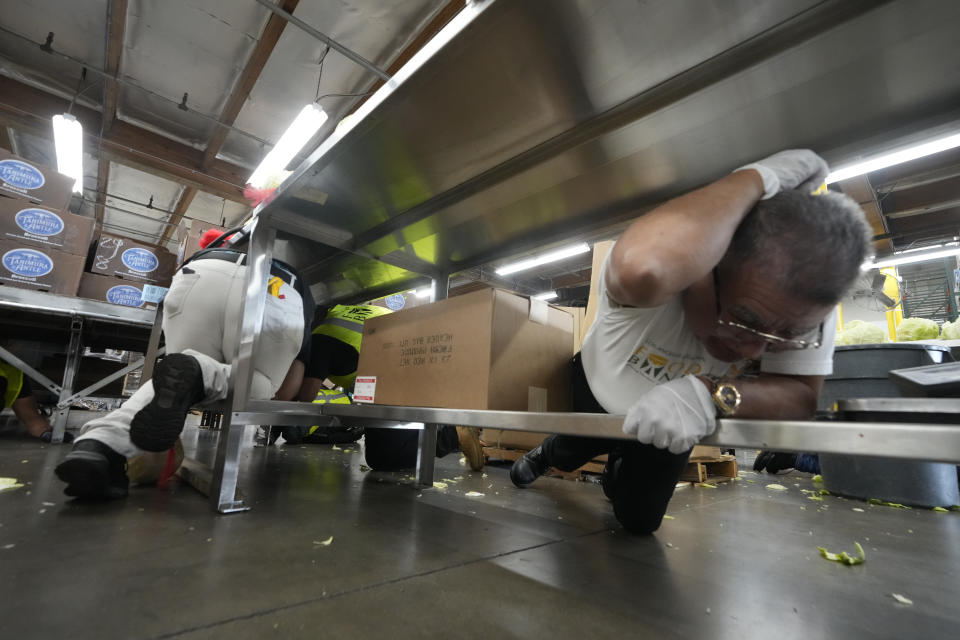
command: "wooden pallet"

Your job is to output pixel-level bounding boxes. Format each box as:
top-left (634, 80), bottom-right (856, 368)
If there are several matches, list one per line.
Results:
top-left (484, 447), bottom-right (738, 484)
top-left (679, 455), bottom-right (738, 484)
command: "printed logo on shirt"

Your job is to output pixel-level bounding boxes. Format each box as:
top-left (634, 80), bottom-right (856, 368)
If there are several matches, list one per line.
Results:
top-left (626, 344), bottom-right (743, 384)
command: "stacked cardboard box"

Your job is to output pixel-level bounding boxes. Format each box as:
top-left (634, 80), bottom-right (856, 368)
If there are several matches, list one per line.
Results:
top-left (355, 288), bottom-right (573, 411)
top-left (88, 232), bottom-right (176, 285)
top-left (0, 149), bottom-right (88, 296)
top-left (78, 232), bottom-right (176, 310)
top-left (177, 219), bottom-right (226, 265)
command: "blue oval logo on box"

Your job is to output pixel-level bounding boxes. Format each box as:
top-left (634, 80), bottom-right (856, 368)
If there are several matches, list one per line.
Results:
top-left (15, 208), bottom-right (64, 237)
top-left (0, 159), bottom-right (45, 190)
top-left (2, 248), bottom-right (54, 277)
top-left (384, 293), bottom-right (406, 310)
top-left (121, 248), bottom-right (159, 273)
top-left (106, 285), bottom-right (144, 307)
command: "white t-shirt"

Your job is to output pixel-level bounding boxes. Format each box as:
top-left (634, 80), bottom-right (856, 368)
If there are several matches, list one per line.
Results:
top-left (580, 253), bottom-right (837, 414)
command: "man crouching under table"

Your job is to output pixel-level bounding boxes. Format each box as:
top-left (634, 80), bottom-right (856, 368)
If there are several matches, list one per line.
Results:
top-left (510, 149), bottom-right (873, 534)
top-left (54, 221), bottom-right (312, 500)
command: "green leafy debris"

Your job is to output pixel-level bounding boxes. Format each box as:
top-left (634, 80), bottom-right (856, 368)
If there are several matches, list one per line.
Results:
top-left (699, 483), bottom-right (717, 489)
top-left (817, 541), bottom-right (866, 566)
top-left (819, 489), bottom-right (831, 496)
top-left (812, 475), bottom-right (823, 483)
top-left (766, 484), bottom-right (788, 491)
top-left (807, 495), bottom-right (824, 502)
top-left (868, 499), bottom-right (911, 509)
top-left (932, 506), bottom-right (949, 513)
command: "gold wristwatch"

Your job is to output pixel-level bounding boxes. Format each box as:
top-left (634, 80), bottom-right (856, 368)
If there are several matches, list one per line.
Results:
top-left (704, 375), bottom-right (742, 417)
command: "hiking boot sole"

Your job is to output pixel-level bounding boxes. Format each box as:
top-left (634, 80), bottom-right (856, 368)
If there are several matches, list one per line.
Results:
top-left (131, 354), bottom-right (203, 452)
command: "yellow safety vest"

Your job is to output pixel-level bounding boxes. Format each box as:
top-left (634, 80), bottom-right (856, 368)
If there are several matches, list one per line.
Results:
top-left (308, 388), bottom-right (352, 436)
top-left (0, 359), bottom-right (24, 409)
top-left (312, 305), bottom-right (392, 388)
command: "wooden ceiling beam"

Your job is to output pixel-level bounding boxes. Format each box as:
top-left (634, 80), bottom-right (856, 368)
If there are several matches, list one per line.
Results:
top-left (160, 0), bottom-right (299, 244)
top-left (0, 76), bottom-right (247, 203)
top-left (101, 0), bottom-right (128, 133)
top-left (201, 0), bottom-right (299, 169)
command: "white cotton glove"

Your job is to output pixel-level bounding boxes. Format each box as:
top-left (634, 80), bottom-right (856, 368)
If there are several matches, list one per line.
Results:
top-left (734, 149), bottom-right (829, 199)
top-left (622, 376), bottom-right (717, 454)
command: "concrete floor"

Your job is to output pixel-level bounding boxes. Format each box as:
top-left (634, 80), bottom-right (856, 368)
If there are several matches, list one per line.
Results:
top-left (1, 419), bottom-right (959, 639)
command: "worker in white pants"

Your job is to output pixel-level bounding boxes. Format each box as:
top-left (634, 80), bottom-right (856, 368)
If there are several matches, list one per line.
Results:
top-left (55, 252), bottom-right (307, 500)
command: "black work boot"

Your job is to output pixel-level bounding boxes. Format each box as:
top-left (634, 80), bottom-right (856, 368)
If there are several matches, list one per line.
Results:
top-left (510, 444), bottom-right (550, 487)
top-left (601, 453), bottom-right (622, 500)
top-left (131, 353), bottom-right (205, 452)
top-left (55, 439), bottom-right (129, 500)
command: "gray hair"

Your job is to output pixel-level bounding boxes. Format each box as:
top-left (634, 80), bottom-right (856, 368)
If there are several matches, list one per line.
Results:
top-left (724, 190), bottom-right (873, 304)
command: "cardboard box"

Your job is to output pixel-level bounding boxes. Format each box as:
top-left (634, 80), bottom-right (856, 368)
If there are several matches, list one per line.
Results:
top-left (177, 220), bottom-right (226, 265)
top-left (0, 238), bottom-right (84, 295)
top-left (584, 239), bottom-right (615, 334)
top-left (0, 196), bottom-right (93, 256)
top-left (0, 148), bottom-right (74, 211)
top-left (77, 272), bottom-right (164, 311)
top-left (89, 232), bottom-right (176, 285)
top-left (355, 288), bottom-right (573, 411)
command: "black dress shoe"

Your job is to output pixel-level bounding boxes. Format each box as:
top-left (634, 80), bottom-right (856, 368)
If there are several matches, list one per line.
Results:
top-left (55, 439), bottom-right (129, 500)
top-left (130, 353), bottom-right (204, 452)
top-left (510, 444), bottom-right (550, 487)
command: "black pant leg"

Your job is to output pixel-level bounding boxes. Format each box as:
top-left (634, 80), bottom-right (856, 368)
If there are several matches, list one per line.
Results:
top-left (364, 428), bottom-right (419, 470)
top-left (540, 353), bottom-right (618, 470)
top-left (611, 443), bottom-right (693, 534)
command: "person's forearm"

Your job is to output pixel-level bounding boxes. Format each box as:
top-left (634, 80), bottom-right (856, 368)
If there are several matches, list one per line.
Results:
top-left (698, 373), bottom-right (822, 421)
top-left (607, 170), bottom-right (764, 307)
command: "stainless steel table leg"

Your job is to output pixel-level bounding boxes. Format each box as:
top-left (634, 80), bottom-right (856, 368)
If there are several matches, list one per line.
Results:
top-left (51, 316), bottom-right (84, 442)
top-left (141, 304), bottom-right (164, 382)
top-left (209, 396), bottom-right (249, 513)
top-left (415, 423), bottom-right (438, 487)
top-left (208, 215), bottom-right (275, 513)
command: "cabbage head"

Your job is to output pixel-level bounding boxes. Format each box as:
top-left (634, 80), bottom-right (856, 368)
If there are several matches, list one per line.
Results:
top-left (940, 318), bottom-right (960, 340)
top-left (836, 320), bottom-right (887, 345)
top-left (895, 317), bottom-right (940, 341)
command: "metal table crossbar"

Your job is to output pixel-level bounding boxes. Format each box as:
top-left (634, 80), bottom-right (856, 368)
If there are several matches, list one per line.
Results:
top-left (0, 287), bottom-right (160, 441)
top-left (198, 398), bottom-right (960, 513)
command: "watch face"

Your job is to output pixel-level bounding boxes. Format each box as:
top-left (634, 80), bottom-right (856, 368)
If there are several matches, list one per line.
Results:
top-left (718, 386), bottom-right (738, 406)
top-left (715, 383), bottom-right (741, 415)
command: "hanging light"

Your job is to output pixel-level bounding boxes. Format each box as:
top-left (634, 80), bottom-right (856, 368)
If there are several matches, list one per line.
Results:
top-left (495, 243), bottom-right (591, 276)
top-left (532, 291), bottom-right (558, 301)
top-left (52, 113), bottom-right (83, 193)
top-left (826, 131), bottom-right (960, 184)
top-left (863, 243), bottom-right (960, 270)
top-left (247, 104), bottom-right (328, 189)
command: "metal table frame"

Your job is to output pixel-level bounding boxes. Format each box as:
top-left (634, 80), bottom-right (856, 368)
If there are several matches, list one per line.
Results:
top-left (0, 287), bottom-right (160, 441)
top-left (177, 212), bottom-right (960, 514)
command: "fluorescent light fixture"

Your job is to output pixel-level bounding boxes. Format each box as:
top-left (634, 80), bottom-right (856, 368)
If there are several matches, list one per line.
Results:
top-left (414, 285), bottom-right (434, 298)
top-left (247, 104), bottom-right (328, 189)
top-left (826, 131), bottom-right (960, 184)
top-left (52, 113), bottom-right (83, 193)
top-left (532, 291), bottom-right (557, 301)
top-left (863, 244), bottom-right (960, 270)
top-left (495, 243), bottom-right (591, 276)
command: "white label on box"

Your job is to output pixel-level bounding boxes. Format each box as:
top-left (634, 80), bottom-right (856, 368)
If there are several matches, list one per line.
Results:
top-left (353, 376), bottom-right (376, 403)
top-left (527, 386), bottom-right (548, 412)
top-left (528, 298), bottom-right (548, 325)
top-left (141, 284), bottom-right (168, 303)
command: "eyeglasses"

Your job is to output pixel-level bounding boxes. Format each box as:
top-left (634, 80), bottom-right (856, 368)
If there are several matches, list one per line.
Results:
top-left (712, 270), bottom-right (823, 351)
